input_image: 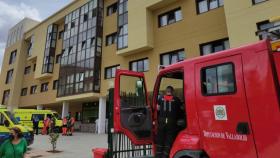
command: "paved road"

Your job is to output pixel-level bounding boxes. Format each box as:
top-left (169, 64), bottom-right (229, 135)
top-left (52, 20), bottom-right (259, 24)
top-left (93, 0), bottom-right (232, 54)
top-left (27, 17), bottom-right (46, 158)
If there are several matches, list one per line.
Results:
top-left (26, 133), bottom-right (108, 158)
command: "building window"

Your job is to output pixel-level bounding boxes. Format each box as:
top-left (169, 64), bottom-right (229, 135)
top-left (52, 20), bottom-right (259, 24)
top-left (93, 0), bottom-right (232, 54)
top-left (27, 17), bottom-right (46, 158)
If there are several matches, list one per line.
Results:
top-left (160, 49), bottom-right (185, 66)
top-left (9, 50), bottom-right (17, 65)
top-left (53, 80), bottom-right (59, 90)
top-left (30, 85), bottom-right (37, 94)
top-left (201, 63), bottom-right (236, 95)
top-left (58, 31), bottom-right (64, 39)
top-left (256, 20), bottom-right (279, 40)
top-left (200, 38), bottom-right (229, 56)
top-left (21, 88), bottom-right (28, 96)
top-left (106, 32), bottom-right (117, 46)
top-left (24, 66), bottom-right (31, 75)
top-left (27, 36), bottom-right (34, 57)
top-left (56, 54), bottom-right (61, 64)
top-left (42, 24), bottom-right (58, 74)
top-left (117, 0), bottom-right (128, 49)
top-left (130, 58), bottom-right (149, 72)
top-left (252, 0), bottom-right (268, 4)
top-left (58, 0), bottom-right (103, 97)
top-left (41, 83), bottom-right (49, 92)
top-left (159, 8), bottom-right (183, 27)
top-left (2, 90), bottom-right (10, 105)
top-left (197, 0), bottom-right (224, 14)
top-left (107, 2), bottom-right (118, 16)
top-left (6, 69), bottom-right (13, 84)
top-left (105, 65), bottom-right (120, 79)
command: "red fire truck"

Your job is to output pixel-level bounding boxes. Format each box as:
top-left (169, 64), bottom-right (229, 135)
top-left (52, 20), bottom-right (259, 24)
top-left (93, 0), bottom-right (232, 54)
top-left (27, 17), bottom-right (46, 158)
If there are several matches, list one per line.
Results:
top-left (94, 40), bottom-right (280, 158)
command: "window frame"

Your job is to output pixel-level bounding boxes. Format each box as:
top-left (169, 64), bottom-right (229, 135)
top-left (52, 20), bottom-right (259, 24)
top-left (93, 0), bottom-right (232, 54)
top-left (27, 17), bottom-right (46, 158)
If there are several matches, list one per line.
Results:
top-left (21, 88), bottom-right (28, 96)
top-left (104, 64), bottom-right (120, 79)
top-left (105, 32), bottom-right (117, 46)
top-left (33, 64), bottom-right (36, 72)
top-left (196, 0), bottom-right (224, 14)
top-left (129, 58), bottom-right (149, 72)
top-left (158, 7), bottom-right (183, 28)
top-left (58, 31), bottom-right (64, 39)
top-left (160, 49), bottom-right (185, 66)
top-left (200, 62), bottom-right (237, 96)
top-left (252, 0), bottom-right (268, 5)
top-left (53, 80), bottom-right (59, 90)
top-left (200, 38), bottom-right (229, 56)
top-left (24, 66), bottom-right (31, 75)
top-left (2, 90), bottom-right (10, 105)
top-left (5, 69), bottom-right (13, 84)
top-left (117, 0), bottom-right (128, 50)
top-left (30, 85), bottom-right (37, 95)
top-left (56, 54), bottom-right (62, 64)
top-left (107, 2), bottom-right (118, 16)
top-left (256, 20), bottom-right (276, 40)
top-left (9, 50), bottom-right (17, 65)
top-left (41, 82), bottom-right (49, 92)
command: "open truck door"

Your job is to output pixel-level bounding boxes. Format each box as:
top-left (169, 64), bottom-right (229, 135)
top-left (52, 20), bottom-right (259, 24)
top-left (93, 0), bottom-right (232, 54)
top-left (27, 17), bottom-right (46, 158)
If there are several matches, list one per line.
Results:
top-left (106, 69), bottom-right (153, 158)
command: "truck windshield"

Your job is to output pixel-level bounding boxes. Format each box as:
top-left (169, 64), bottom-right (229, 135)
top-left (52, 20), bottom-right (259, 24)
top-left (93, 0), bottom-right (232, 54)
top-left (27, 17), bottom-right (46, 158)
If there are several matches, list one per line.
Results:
top-left (53, 113), bottom-right (62, 120)
top-left (4, 111), bottom-right (19, 125)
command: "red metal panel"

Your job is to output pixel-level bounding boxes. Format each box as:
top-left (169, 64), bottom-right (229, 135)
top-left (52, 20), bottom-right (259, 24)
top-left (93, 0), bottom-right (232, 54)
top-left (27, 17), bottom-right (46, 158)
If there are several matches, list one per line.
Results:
top-left (242, 48), bottom-right (280, 158)
top-left (273, 52), bottom-right (280, 85)
top-left (195, 55), bottom-right (258, 158)
top-left (114, 69), bottom-right (153, 145)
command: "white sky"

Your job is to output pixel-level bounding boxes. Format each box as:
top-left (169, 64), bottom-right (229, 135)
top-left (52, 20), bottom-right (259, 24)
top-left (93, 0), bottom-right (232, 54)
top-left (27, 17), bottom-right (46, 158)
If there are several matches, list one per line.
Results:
top-left (0, 0), bottom-right (73, 71)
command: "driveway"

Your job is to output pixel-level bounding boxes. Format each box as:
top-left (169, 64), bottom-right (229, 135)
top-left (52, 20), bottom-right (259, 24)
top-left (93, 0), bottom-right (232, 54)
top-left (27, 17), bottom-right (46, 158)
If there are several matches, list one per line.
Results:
top-left (26, 133), bottom-right (108, 158)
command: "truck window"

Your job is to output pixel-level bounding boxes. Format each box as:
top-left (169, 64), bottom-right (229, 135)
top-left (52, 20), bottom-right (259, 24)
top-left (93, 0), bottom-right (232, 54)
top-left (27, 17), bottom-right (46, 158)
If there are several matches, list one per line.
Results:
top-left (201, 63), bottom-right (236, 95)
top-left (31, 114), bottom-right (45, 121)
top-left (120, 75), bottom-right (147, 108)
top-left (4, 111), bottom-right (19, 125)
top-left (0, 113), bottom-right (5, 125)
top-left (53, 113), bottom-right (62, 120)
top-left (158, 71), bottom-right (184, 101)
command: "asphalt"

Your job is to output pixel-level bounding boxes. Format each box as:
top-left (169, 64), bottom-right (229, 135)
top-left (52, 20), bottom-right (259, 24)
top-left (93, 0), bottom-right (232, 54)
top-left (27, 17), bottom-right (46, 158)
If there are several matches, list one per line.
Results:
top-left (26, 133), bottom-right (108, 158)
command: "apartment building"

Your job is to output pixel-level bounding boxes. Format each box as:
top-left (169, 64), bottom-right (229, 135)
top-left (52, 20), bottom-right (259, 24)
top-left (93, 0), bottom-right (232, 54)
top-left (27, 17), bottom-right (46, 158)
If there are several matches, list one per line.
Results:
top-left (0, 0), bottom-right (279, 133)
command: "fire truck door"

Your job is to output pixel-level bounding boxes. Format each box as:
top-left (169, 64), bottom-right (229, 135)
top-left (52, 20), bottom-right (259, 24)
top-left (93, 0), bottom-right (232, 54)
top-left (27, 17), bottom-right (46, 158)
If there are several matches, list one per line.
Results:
top-left (195, 55), bottom-right (257, 158)
top-left (114, 69), bottom-right (153, 145)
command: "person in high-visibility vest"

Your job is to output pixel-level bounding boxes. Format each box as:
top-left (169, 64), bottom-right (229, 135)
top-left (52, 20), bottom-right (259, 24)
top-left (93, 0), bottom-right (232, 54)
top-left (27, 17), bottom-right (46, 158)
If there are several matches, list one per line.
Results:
top-left (62, 117), bottom-right (67, 136)
top-left (42, 116), bottom-right (51, 135)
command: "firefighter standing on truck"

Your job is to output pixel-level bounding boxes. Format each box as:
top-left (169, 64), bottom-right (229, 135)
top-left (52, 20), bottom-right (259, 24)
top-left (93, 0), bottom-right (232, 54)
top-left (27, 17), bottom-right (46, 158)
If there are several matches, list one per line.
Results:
top-left (156, 86), bottom-right (182, 158)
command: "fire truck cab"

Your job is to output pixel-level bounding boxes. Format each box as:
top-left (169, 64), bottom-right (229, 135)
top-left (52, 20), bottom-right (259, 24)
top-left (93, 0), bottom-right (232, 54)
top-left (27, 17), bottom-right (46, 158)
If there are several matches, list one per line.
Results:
top-left (106, 40), bottom-right (280, 158)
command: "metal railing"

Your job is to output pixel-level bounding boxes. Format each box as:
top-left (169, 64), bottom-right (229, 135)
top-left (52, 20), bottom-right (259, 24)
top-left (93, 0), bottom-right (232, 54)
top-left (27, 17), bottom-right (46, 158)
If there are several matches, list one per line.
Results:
top-left (106, 88), bottom-right (153, 158)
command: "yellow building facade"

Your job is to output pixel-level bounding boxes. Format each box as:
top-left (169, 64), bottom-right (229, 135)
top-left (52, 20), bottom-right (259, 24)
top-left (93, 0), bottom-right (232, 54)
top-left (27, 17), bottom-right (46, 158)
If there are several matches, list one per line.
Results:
top-left (0, 0), bottom-right (277, 133)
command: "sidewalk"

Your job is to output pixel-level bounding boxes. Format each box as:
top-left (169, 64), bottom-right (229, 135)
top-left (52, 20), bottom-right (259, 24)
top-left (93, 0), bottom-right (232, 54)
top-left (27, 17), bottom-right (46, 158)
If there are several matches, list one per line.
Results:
top-left (26, 133), bottom-right (107, 158)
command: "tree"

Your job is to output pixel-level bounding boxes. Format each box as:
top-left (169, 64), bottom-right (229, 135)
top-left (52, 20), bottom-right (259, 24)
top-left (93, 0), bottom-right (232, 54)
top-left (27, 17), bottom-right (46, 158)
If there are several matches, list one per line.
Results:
top-left (49, 132), bottom-right (59, 152)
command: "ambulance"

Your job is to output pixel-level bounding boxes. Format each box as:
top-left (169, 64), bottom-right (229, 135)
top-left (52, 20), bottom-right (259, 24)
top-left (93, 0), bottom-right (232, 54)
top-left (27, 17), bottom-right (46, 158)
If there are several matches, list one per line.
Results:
top-left (14, 109), bottom-right (62, 131)
top-left (0, 107), bottom-right (34, 146)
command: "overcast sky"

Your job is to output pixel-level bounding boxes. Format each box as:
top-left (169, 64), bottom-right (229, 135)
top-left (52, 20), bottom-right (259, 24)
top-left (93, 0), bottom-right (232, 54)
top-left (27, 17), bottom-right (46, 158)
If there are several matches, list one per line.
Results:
top-left (0, 0), bottom-right (73, 71)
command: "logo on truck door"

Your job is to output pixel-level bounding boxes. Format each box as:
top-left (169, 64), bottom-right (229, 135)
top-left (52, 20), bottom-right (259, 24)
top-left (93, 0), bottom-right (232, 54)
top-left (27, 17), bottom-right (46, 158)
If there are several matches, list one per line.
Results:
top-left (214, 105), bottom-right (227, 120)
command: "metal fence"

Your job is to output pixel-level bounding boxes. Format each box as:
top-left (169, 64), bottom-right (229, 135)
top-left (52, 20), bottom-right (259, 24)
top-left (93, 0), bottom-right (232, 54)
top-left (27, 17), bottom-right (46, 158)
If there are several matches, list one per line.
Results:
top-left (106, 88), bottom-right (153, 158)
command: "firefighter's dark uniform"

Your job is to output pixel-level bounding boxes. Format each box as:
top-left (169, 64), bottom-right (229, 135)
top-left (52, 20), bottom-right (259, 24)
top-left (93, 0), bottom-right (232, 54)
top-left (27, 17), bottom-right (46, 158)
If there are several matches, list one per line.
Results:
top-left (156, 95), bottom-right (182, 158)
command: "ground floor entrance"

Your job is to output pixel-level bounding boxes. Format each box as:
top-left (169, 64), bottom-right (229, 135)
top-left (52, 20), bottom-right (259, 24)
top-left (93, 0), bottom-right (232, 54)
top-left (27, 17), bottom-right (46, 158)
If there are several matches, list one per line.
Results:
top-left (20, 96), bottom-right (108, 134)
